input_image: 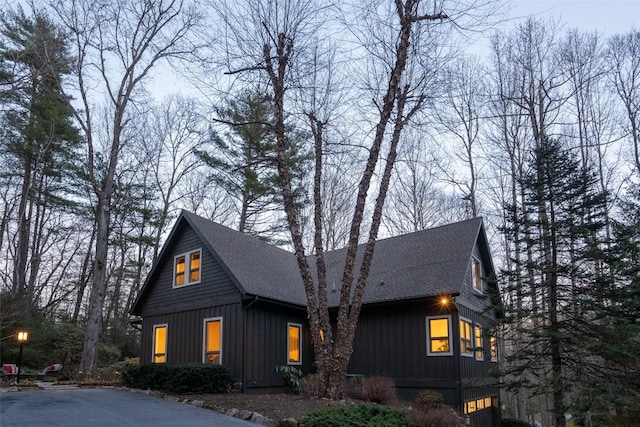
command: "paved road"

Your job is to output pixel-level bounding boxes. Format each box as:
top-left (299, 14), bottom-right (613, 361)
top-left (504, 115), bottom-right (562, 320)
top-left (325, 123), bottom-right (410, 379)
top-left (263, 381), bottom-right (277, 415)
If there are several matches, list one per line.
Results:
top-left (0, 387), bottom-right (257, 427)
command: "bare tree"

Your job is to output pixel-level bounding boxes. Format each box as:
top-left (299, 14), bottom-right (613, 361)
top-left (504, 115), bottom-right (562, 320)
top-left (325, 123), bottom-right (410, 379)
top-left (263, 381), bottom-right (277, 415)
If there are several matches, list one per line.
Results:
top-left (214, 0), bottom-right (497, 397)
top-left (384, 131), bottom-right (468, 234)
top-left (49, 0), bottom-right (202, 378)
top-left (606, 30), bottom-right (640, 177)
top-left (434, 56), bottom-right (487, 217)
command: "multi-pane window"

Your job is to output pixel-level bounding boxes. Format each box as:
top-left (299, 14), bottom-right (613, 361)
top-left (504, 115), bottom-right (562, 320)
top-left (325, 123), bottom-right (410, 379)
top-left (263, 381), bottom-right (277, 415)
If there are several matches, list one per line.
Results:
top-left (490, 332), bottom-right (498, 362)
top-left (287, 323), bottom-right (302, 365)
top-left (153, 324), bottom-right (167, 363)
top-left (174, 249), bottom-right (201, 287)
top-left (460, 319), bottom-right (473, 356)
top-left (472, 257), bottom-right (483, 292)
top-left (474, 324), bottom-right (484, 361)
top-left (426, 316), bottom-right (452, 356)
top-left (204, 318), bottom-right (222, 364)
top-left (463, 396), bottom-right (496, 414)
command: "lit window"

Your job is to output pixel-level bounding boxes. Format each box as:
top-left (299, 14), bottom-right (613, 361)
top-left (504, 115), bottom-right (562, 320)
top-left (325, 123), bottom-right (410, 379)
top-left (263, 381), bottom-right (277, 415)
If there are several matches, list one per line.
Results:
top-left (190, 252), bottom-right (200, 282)
top-left (467, 400), bottom-right (476, 413)
top-left (474, 324), bottom-right (484, 361)
top-left (460, 319), bottom-right (473, 356)
top-left (484, 397), bottom-right (492, 408)
top-left (153, 324), bottom-right (167, 363)
top-left (472, 257), bottom-right (483, 292)
top-left (426, 316), bottom-right (452, 356)
top-left (477, 398), bottom-right (485, 410)
top-left (490, 332), bottom-right (498, 362)
top-left (174, 249), bottom-right (201, 287)
top-left (204, 318), bottom-right (222, 364)
top-left (288, 323), bottom-right (302, 365)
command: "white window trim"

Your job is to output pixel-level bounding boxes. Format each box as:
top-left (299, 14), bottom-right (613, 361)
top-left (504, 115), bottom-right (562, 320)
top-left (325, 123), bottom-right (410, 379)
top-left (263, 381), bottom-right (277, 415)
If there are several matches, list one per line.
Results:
top-left (471, 256), bottom-right (483, 294)
top-left (474, 324), bottom-right (484, 361)
top-left (460, 317), bottom-right (474, 357)
top-left (202, 317), bottom-right (223, 364)
top-left (287, 322), bottom-right (303, 365)
top-left (152, 323), bottom-right (168, 363)
top-left (426, 315), bottom-right (453, 356)
top-left (173, 248), bottom-right (202, 289)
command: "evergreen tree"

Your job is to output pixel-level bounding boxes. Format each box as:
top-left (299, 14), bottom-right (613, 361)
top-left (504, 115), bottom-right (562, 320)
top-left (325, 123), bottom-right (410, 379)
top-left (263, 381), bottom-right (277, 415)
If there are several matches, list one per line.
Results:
top-left (196, 90), bottom-right (308, 240)
top-left (0, 9), bottom-right (82, 307)
top-left (502, 138), bottom-right (610, 427)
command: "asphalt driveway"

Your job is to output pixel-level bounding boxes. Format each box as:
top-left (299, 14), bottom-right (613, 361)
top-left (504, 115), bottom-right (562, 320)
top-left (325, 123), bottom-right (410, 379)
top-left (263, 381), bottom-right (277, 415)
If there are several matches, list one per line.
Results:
top-left (0, 387), bottom-right (257, 427)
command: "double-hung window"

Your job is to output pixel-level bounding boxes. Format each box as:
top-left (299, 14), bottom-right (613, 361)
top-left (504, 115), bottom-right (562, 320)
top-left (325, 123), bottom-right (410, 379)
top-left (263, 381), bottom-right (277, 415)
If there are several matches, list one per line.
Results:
top-left (203, 317), bottom-right (222, 364)
top-left (426, 316), bottom-right (452, 356)
top-left (460, 318), bottom-right (473, 356)
top-left (153, 324), bottom-right (168, 363)
top-left (174, 249), bottom-right (201, 288)
top-left (474, 324), bottom-right (484, 361)
top-left (287, 323), bottom-right (302, 365)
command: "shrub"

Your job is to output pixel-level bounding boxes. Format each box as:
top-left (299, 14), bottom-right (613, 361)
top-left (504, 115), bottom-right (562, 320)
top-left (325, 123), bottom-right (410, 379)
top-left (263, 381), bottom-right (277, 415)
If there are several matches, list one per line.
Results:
top-left (122, 363), bottom-right (230, 394)
top-left (415, 389), bottom-right (445, 409)
top-left (275, 365), bottom-right (304, 394)
top-left (300, 404), bottom-right (411, 427)
top-left (412, 406), bottom-right (461, 427)
top-left (361, 376), bottom-right (398, 405)
top-left (501, 419), bottom-right (533, 427)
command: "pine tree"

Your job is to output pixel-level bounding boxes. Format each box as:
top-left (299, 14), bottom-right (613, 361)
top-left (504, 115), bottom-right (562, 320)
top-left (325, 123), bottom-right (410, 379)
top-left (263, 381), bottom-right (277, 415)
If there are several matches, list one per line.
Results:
top-left (196, 90), bottom-right (308, 239)
top-left (0, 9), bottom-right (82, 308)
top-left (502, 138), bottom-right (610, 426)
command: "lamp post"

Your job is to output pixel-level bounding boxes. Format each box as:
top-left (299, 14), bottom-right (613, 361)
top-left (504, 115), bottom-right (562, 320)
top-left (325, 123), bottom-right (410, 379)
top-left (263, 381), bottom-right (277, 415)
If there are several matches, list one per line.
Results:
top-left (16, 331), bottom-right (28, 383)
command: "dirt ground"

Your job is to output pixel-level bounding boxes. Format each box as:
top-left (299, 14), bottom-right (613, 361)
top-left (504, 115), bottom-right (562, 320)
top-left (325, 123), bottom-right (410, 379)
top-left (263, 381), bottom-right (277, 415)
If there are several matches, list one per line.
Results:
top-left (181, 392), bottom-right (338, 422)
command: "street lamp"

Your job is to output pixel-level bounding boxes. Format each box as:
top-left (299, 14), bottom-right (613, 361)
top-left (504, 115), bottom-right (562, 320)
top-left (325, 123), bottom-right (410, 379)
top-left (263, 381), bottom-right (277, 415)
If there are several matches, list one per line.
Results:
top-left (16, 331), bottom-right (28, 383)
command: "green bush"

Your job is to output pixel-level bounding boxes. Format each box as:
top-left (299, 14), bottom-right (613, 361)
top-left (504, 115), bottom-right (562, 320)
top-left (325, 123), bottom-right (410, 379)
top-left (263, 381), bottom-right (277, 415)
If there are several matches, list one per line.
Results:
top-left (275, 365), bottom-right (304, 394)
top-left (122, 363), bottom-right (230, 394)
top-left (300, 404), bottom-right (411, 427)
top-left (501, 419), bottom-right (533, 427)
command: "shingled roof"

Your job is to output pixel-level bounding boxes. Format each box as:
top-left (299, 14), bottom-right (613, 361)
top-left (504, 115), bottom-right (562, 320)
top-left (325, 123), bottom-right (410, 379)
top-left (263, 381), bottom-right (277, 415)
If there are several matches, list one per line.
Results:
top-left (179, 211), bottom-right (485, 307)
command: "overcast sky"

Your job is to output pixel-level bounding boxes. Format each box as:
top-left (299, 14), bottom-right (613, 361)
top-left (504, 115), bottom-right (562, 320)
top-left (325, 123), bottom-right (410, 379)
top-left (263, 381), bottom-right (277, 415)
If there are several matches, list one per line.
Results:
top-left (508, 0), bottom-right (638, 35)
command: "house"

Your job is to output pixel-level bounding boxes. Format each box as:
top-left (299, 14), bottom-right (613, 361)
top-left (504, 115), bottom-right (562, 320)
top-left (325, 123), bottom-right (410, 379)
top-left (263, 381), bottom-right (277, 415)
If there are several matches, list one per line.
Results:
top-left (130, 210), bottom-right (501, 427)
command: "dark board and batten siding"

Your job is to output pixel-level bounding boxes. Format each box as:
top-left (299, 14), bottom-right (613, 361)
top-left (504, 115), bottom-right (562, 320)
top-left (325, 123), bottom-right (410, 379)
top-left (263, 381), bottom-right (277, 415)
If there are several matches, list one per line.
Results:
top-left (139, 224), bottom-right (243, 317)
top-left (348, 299), bottom-right (458, 402)
top-left (243, 302), bottom-right (313, 393)
top-left (141, 303), bottom-right (244, 379)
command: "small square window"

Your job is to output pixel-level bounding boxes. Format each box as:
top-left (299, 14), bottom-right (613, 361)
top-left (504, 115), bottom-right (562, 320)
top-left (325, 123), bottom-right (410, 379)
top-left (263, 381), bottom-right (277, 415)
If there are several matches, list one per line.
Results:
top-left (426, 316), bottom-right (452, 356)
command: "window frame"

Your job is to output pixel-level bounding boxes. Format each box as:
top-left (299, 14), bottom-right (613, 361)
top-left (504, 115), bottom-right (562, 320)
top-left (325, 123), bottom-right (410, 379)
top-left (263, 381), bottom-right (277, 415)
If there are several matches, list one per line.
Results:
top-left (202, 317), bottom-right (223, 365)
top-left (460, 318), bottom-right (473, 357)
top-left (426, 315), bottom-right (453, 356)
top-left (152, 323), bottom-right (168, 364)
top-left (474, 324), bottom-right (484, 361)
top-left (471, 257), bottom-right (483, 293)
top-left (287, 322), bottom-right (303, 365)
top-left (173, 248), bottom-right (202, 288)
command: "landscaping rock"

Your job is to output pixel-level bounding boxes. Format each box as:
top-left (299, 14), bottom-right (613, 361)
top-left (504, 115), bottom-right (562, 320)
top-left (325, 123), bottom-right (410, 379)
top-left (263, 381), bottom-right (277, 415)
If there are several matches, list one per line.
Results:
top-left (237, 409), bottom-right (253, 420)
top-left (190, 400), bottom-right (204, 408)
